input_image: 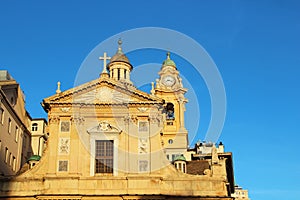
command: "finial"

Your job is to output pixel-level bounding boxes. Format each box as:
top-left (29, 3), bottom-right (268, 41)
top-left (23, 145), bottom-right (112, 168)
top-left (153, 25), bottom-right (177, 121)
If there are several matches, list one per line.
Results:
top-left (211, 144), bottom-right (219, 164)
top-left (150, 82), bottom-right (155, 95)
top-left (118, 38), bottom-right (122, 46)
top-left (166, 52), bottom-right (171, 60)
top-left (117, 38), bottom-right (123, 54)
top-left (156, 79), bottom-right (160, 89)
top-left (162, 51), bottom-right (176, 68)
top-left (56, 81), bottom-right (61, 94)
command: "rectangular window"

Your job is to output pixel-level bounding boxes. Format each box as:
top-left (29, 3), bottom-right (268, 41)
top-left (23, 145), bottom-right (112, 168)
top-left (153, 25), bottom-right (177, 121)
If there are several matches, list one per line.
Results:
top-left (60, 121), bottom-right (70, 132)
top-left (0, 108), bottom-right (4, 124)
top-left (15, 126), bottom-right (19, 142)
top-left (58, 160), bottom-right (68, 172)
top-left (95, 140), bottom-right (113, 173)
top-left (8, 118), bottom-right (11, 133)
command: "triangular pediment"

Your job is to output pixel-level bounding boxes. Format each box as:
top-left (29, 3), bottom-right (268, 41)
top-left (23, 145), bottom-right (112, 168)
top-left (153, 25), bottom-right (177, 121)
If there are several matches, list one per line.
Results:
top-left (43, 77), bottom-right (163, 107)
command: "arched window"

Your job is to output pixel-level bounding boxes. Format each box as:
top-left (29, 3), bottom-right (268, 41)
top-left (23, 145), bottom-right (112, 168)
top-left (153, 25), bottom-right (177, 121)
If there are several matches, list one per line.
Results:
top-left (32, 123), bottom-right (38, 131)
top-left (166, 103), bottom-right (175, 120)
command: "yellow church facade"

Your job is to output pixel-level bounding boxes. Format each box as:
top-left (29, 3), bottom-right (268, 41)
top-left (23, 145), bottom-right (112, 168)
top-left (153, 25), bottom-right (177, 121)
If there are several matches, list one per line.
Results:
top-left (0, 41), bottom-right (234, 200)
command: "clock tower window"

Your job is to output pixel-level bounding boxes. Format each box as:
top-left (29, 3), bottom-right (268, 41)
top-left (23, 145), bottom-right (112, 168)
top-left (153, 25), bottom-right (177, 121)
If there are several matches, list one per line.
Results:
top-left (166, 103), bottom-right (175, 120)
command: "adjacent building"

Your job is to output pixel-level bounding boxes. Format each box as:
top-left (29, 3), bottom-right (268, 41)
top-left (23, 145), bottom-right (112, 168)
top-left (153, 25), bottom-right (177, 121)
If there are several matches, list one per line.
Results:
top-left (0, 71), bottom-right (32, 176)
top-left (0, 71), bottom-right (48, 176)
top-left (30, 118), bottom-right (48, 157)
top-left (231, 185), bottom-right (250, 200)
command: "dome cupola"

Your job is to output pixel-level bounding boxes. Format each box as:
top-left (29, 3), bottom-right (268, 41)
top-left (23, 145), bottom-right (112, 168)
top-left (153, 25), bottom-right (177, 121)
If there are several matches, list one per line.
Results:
top-left (107, 39), bottom-right (133, 82)
top-left (162, 52), bottom-right (176, 69)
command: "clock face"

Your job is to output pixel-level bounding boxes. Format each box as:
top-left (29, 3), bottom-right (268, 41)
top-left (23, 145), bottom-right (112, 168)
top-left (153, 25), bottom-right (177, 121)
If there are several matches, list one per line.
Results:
top-left (162, 75), bottom-right (176, 86)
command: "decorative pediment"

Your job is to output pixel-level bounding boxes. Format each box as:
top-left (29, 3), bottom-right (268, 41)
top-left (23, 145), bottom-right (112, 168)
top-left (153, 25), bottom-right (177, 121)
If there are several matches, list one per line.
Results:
top-left (73, 86), bottom-right (131, 104)
top-left (87, 121), bottom-right (121, 134)
top-left (42, 78), bottom-right (164, 110)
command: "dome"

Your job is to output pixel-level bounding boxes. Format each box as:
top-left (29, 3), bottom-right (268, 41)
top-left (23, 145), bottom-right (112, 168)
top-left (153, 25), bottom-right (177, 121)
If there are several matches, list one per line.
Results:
top-left (162, 52), bottom-right (176, 68)
top-left (110, 52), bottom-right (130, 64)
top-left (27, 155), bottom-right (41, 162)
top-left (109, 39), bottom-right (131, 65)
top-left (174, 155), bottom-right (186, 162)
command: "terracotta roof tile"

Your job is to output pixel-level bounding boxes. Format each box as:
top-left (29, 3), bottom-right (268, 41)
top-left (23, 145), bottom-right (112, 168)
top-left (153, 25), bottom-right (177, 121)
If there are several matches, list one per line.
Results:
top-left (186, 160), bottom-right (210, 175)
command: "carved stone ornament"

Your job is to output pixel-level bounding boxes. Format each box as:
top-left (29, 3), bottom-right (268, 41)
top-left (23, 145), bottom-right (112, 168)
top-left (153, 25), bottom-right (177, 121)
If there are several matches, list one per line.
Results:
top-left (124, 115), bottom-right (131, 124)
top-left (99, 121), bottom-right (111, 131)
top-left (71, 116), bottom-right (85, 125)
top-left (138, 138), bottom-right (149, 154)
top-left (211, 145), bottom-right (219, 164)
top-left (130, 115), bottom-right (138, 124)
top-left (49, 115), bottom-right (60, 124)
top-left (149, 114), bottom-right (162, 125)
top-left (87, 121), bottom-right (121, 134)
top-left (58, 138), bottom-right (70, 154)
top-left (137, 107), bottom-right (148, 113)
top-left (178, 77), bottom-right (183, 88)
top-left (149, 115), bottom-right (156, 124)
top-left (60, 107), bottom-right (70, 113)
top-left (203, 169), bottom-right (211, 176)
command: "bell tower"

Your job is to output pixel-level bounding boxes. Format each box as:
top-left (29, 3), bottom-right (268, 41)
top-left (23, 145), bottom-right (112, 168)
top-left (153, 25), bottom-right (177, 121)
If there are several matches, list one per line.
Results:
top-left (154, 52), bottom-right (188, 161)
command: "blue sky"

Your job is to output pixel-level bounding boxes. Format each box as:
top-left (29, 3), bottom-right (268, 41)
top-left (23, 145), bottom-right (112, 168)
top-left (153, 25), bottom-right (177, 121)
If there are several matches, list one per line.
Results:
top-left (1, 1), bottom-right (300, 199)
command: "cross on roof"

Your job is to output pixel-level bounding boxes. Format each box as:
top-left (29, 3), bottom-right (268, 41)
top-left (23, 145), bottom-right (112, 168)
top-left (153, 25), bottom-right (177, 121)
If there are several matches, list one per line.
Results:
top-left (99, 52), bottom-right (111, 74)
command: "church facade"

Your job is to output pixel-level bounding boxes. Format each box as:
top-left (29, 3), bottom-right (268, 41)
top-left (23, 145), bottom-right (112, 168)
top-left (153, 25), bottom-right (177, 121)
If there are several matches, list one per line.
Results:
top-left (0, 40), bottom-right (234, 199)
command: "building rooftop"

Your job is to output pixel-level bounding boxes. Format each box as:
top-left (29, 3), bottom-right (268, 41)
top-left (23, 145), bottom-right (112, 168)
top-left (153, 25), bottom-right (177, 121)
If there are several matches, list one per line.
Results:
top-left (186, 160), bottom-right (210, 175)
top-left (0, 70), bottom-right (14, 81)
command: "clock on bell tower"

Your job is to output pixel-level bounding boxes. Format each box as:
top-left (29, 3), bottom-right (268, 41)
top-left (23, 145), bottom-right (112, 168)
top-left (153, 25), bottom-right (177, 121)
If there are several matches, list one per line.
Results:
top-left (154, 52), bottom-right (189, 161)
